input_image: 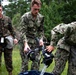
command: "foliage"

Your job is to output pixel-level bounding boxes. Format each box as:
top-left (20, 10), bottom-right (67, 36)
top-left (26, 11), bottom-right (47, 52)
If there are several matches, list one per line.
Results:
top-left (58, 0), bottom-right (76, 23)
top-left (3, 0), bottom-right (29, 19)
top-left (2, 0), bottom-right (76, 41)
top-left (41, 2), bottom-right (62, 41)
top-left (12, 13), bottom-right (21, 29)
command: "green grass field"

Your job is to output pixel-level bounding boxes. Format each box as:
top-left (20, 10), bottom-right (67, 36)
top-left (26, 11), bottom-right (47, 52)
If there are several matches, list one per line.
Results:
top-left (0, 46), bottom-right (68, 75)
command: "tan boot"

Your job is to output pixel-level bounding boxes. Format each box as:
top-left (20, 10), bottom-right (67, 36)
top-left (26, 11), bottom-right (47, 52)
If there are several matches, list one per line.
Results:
top-left (8, 72), bottom-right (12, 75)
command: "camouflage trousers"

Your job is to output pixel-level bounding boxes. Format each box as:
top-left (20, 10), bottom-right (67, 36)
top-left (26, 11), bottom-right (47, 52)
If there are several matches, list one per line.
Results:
top-left (52, 46), bottom-right (76, 75)
top-left (0, 47), bottom-right (13, 72)
top-left (19, 43), bottom-right (41, 72)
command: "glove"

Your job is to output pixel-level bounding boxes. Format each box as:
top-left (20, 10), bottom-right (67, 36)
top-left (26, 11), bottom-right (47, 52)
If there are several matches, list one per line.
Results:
top-left (43, 50), bottom-right (54, 67)
top-left (27, 50), bottom-right (36, 61)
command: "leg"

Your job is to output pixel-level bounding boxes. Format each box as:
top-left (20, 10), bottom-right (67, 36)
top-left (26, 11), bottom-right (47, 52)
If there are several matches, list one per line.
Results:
top-left (67, 46), bottom-right (76, 75)
top-left (52, 48), bottom-right (70, 75)
top-left (19, 44), bottom-right (29, 72)
top-left (28, 41), bottom-right (41, 71)
top-left (4, 48), bottom-right (13, 75)
top-left (31, 51), bottom-right (41, 70)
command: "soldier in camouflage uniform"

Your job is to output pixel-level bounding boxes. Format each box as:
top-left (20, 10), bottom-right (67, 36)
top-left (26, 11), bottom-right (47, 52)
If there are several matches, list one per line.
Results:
top-left (19, 0), bottom-right (44, 72)
top-left (0, 4), bottom-right (18, 75)
top-left (46, 22), bottom-right (76, 75)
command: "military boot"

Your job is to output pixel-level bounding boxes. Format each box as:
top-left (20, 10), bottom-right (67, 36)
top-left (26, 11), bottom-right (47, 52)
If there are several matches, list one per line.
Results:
top-left (8, 72), bottom-right (12, 75)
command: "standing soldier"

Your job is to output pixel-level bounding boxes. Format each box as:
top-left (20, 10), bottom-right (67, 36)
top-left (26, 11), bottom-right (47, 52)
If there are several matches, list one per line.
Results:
top-left (0, 4), bottom-right (18, 75)
top-left (46, 22), bottom-right (76, 75)
top-left (19, 0), bottom-right (44, 72)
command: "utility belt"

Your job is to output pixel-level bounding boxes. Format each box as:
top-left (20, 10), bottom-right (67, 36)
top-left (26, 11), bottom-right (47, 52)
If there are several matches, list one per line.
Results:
top-left (0, 35), bottom-right (14, 49)
top-left (26, 34), bottom-right (36, 39)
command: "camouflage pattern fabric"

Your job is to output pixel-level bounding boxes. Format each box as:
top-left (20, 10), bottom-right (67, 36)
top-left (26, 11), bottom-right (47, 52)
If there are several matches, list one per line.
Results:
top-left (50, 22), bottom-right (76, 51)
top-left (52, 46), bottom-right (76, 75)
top-left (19, 11), bottom-right (44, 42)
top-left (68, 46), bottom-right (76, 75)
top-left (0, 15), bottom-right (15, 72)
top-left (0, 15), bottom-right (15, 38)
top-left (19, 43), bottom-right (41, 72)
top-left (52, 48), bottom-right (70, 75)
top-left (50, 22), bottom-right (76, 75)
top-left (19, 43), bottom-right (29, 72)
top-left (19, 11), bottom-right (44, 72)
top-left (0, 48), bottom-right (13, 72)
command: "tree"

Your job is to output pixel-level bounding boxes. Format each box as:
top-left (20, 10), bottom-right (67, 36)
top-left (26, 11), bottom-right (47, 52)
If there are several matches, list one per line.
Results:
top-left (59, 0), bottom-right (76, 23)
top-left (12, 13), bottom-right (21, 29)
top-left (3, 0), bottom-right (76, 41)
top-left (40, 2), bottom-right (62, 41)
top-left (3, 0), bottom-right (29, 19)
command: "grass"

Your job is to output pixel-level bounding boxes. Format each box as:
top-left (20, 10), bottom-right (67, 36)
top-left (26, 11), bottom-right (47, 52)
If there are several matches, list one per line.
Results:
top-left (0, 45), bottom-right (68, 75)
top-left (0, 46), bottom-right (21, 75)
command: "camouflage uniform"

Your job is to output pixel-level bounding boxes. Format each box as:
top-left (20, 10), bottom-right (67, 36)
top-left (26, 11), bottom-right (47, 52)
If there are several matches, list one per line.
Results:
top-left (50, 22), bottom-right (76, 75)
top-left (19, 11), bottom-right (44, 72)
top-left (0, 15), bottom-right (16, 72)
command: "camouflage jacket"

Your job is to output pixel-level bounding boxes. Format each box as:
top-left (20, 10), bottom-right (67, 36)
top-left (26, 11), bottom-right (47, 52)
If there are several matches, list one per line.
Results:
top-left (50, 22), bottom-right (76, 52)
top-left (20, 11), bottom-right (44, 43)
top-left (0, 15), bottom-right (15, 38)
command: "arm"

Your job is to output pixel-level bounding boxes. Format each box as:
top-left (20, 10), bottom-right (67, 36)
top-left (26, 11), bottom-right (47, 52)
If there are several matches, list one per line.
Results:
top-left (8, 17), bottom-right (18, 44)
top-left (20, 15), bottom-right (30, 52)
top-left (8, 17), bottom-right (15, 38)
top-left (46, 23), bottom-right (72, 52)
top-left (19, 15), bottom-right (28, 42)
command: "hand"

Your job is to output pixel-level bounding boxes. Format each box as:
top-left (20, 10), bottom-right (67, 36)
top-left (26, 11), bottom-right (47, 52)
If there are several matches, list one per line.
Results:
top-left (46, 45), bottom-right (54, 52)
top-left (24, 42), bottom-right (30, 53)
top-left (39, 39), bottom-right (44, 46)
top-left (13, 39), bottom-right (18, 44)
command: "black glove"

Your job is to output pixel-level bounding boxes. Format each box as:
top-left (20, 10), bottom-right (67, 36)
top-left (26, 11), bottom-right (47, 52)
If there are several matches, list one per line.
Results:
top-left (27, 50), bottom-right (36, 61)
top-left (42, 50), bottom-right (54, 67)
